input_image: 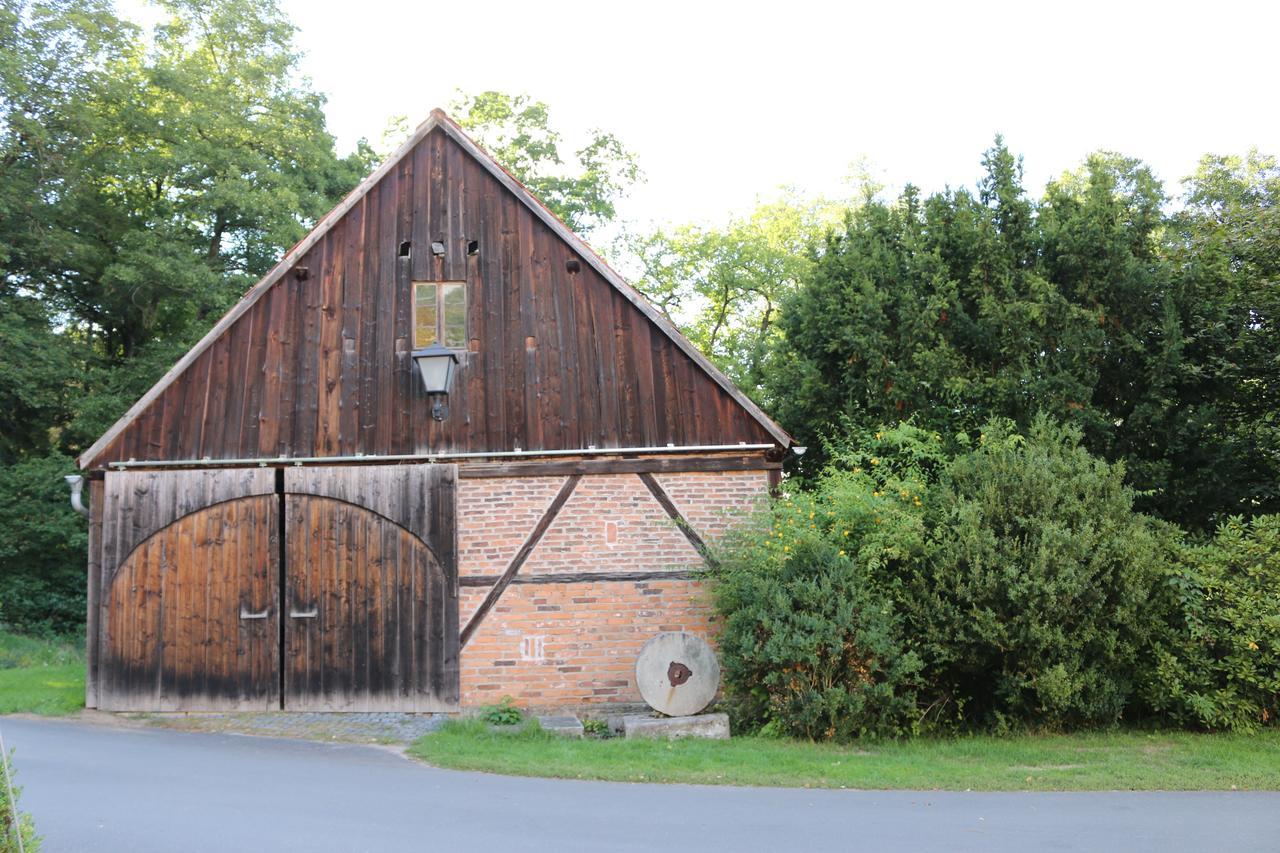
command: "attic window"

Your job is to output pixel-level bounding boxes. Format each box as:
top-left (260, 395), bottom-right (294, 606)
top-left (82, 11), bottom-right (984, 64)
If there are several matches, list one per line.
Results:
top-left (414, 281), bottom-right (466, 350)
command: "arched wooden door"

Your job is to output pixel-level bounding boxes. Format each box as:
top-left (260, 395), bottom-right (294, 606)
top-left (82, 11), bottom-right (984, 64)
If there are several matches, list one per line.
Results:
top-left (283, 465), bottom-right (458, 711)
top-left (98, 470), bottom-right (280, 711)
top-left (95, 466), bottom-right (457, 712)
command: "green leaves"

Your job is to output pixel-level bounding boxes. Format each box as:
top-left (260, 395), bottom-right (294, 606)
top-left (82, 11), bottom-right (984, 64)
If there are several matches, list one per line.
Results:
top-left (1145, 515), bottom-right (1280, 731)
top-left (713, 417), bottom-right (1184, 736)
top-left (450, 91), bottom-right (640, 235)
top-left (768, 137), bottom-right (1280, 530)
top-left (629, 190), bottom-right (844, 400)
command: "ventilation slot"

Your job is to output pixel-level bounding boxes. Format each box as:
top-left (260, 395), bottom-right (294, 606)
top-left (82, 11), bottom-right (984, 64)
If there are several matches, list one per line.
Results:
top-left (431, 241), bottom-right (446, 256)
top-left (398, 241), bottom-right (411, 258)
top-left (466, 240), bottom-right (479, 256)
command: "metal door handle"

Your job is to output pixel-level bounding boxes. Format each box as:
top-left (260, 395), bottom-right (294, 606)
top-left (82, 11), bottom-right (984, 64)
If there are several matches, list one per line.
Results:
top-left (239, 606), bottom-right (270, 620)
top-left (289, 607), bottom-right (318, 619)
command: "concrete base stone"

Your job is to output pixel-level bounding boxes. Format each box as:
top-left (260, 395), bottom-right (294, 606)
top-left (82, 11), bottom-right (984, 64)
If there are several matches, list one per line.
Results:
top-left (609, 712), bottom-right (730, 740)
top-left (536, 714), bottom-right (585, 738)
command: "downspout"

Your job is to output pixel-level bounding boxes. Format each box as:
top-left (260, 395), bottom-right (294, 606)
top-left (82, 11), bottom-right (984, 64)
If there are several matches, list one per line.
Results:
top-left (65, 474), bottom-right (89, 517)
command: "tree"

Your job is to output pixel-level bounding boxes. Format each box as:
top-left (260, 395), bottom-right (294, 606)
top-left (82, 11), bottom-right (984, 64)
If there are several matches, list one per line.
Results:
top-left (3, 0), bottom-right (368, 367)
top-left (449, 90), bottom-right (640, 235)
top-left (0, 0), bottom-right (369, 631)
top-left (767, 138), bottom-right (1279, 529)
top-left (629, 190), bottom-right (841, 397)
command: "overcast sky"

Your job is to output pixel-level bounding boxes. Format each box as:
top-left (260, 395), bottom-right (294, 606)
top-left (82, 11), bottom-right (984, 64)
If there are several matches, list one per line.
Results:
top-left (125, 0), bottom-right (1277, 229)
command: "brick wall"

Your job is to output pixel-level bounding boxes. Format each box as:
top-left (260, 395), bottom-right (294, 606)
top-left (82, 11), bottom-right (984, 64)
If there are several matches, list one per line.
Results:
top-left (456, 468), bottom-right (769, 708)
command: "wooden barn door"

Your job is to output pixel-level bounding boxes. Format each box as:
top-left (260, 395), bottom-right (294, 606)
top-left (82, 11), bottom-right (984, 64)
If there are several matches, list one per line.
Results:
top-left (282, 465), bottom-right (459, 711)
top-left (98, 469), bottom-right (280, 712)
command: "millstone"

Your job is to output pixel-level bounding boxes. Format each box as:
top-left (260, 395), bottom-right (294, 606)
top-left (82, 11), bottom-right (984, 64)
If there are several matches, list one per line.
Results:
top-left (635, 631), bottom-right (720, 716)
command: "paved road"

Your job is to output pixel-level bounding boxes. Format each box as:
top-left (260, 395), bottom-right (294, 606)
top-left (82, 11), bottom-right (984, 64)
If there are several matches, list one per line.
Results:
top-left (3, 717), bottom-right (1278, 853)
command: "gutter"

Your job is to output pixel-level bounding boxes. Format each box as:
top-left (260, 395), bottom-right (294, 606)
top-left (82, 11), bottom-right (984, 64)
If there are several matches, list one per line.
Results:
top-left (101, 443), bottom-right (781, 470)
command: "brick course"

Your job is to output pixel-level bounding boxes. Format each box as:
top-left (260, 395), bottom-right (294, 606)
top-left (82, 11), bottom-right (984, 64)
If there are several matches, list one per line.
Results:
top-left (456, 468), bottom-right (768, 707)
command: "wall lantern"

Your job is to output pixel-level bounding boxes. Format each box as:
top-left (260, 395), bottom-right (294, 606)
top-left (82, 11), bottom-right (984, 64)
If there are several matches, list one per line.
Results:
top-left (412, 341), bottom-right (459, 421)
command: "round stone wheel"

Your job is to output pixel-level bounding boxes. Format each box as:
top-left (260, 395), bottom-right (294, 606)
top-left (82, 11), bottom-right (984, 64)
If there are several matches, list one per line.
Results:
top-left (635, 631), bottom-right (720, 717)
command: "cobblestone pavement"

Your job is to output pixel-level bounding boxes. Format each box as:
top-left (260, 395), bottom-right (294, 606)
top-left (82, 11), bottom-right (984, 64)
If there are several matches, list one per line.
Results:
top-left (138, 711), bottom-right (448, 744)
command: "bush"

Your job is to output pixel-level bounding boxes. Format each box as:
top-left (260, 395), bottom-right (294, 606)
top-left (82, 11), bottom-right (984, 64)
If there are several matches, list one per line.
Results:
top-left (1144, 515), bottom-right (1280, 730)
top-left (0, 750), bottom-right (41, 852)
top-left (713, 416), bottom-right (1178, 737)
top-left (906, 417), bottom-right (1165, 730)
top-left (0, 452), bottom-right (87, 634)
top-left (477, 696), bottom-right (524, 726)
top-left (712, 424), bottom-right (935, 740)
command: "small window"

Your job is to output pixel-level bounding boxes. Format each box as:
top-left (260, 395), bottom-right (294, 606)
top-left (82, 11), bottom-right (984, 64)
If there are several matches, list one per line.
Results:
top-left (414, 281), bottom-right (466, 349)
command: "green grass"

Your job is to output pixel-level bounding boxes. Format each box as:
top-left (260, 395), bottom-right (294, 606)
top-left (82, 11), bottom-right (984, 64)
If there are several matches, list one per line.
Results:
top-left (0, 630), bottom-right (85, 715)
top-left (409, 718), bottom-right (1280, 791)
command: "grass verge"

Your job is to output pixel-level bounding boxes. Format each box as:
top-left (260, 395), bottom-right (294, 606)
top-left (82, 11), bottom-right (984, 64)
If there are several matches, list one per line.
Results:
top-left (0, 629), bottom-right (85, 715)
top-left (409, 717), bottom-right (1280, 791)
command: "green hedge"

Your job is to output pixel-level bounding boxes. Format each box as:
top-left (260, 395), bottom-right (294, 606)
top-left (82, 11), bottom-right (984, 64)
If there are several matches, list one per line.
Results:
top-left (713, 417), bottom-right (1280, 738)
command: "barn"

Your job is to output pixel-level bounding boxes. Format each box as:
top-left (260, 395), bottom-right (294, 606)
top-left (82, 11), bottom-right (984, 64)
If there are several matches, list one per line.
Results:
top-left (76, 109), bottom-right (792, 713)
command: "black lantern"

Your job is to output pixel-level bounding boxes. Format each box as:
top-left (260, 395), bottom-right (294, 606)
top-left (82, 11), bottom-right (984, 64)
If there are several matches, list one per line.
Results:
top-left (412, 341), bottom-right (459, 421)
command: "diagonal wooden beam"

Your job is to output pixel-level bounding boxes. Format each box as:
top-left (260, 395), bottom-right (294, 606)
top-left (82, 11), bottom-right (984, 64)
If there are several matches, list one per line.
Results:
top-left (459, 475), bottom-right (581, 648)
top-left (636, 473), bottom-right (717, 568)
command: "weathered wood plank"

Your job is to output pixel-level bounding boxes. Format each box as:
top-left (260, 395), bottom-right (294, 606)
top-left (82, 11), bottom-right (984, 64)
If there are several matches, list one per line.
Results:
top-left (85, 478), bottom-right (104, 709)
top-left (456, 454), bottom-right (778, 478)
top-left (460, 569), bottom-right (703, 587)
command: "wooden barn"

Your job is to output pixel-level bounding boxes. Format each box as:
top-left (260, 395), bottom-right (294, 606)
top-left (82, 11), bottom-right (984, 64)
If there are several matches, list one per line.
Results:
top-left (77, 109), bottom-right (792, 713)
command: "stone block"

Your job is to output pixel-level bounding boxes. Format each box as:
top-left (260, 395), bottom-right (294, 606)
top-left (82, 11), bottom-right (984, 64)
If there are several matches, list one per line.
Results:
top-left (537, 714), bottom-right (584, 738)
top-left (620, 712), bottom-right (729, 740)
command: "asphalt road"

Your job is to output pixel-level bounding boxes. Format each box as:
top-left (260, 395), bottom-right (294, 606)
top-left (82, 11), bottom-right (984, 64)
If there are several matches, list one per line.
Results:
top-left (3, 717), bottom-right (1278, 853)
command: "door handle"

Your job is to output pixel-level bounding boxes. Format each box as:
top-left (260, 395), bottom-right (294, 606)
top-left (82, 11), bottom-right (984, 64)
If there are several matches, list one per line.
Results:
top-left (239, 606), bottom-right (270, 620)
top-left (289, 607), bottom-right (318, 619)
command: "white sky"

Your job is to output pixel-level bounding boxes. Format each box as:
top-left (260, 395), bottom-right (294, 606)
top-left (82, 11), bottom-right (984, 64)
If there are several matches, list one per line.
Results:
top-left (125, 0), bottom-right (1278, 230)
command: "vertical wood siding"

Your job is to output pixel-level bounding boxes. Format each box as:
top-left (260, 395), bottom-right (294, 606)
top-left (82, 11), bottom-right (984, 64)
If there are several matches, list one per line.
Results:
top-left (87, 129), bottom-right (774, 467)
top-left (282, 464), bottom-right (458, 711)
top-left (99, 494), bottom-right (280, 711)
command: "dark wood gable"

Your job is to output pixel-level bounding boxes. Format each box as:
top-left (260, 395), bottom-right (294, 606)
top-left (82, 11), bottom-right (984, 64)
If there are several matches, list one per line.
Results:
top-left (79, 112), bottom-right (787, 470)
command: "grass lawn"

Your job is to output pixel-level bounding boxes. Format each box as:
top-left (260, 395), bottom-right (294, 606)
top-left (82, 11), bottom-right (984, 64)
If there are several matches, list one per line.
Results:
top-left (409, 717), bottom-right (1280, 791)
top-left (0, 630), bottom-right (85, 716)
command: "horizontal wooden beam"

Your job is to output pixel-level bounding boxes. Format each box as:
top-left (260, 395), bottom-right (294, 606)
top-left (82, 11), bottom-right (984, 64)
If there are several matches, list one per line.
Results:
top-left (460, 569), bottom-right (703, 587)
top-left (457, 454), bottom-right (778, 479)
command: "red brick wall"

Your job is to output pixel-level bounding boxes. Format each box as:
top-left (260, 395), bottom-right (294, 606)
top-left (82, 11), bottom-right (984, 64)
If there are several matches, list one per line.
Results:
top-left (456, 468), bottom-right (768, 708)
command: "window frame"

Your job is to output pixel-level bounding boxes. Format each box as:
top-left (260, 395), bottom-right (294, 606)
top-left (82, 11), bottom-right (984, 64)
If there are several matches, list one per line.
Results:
top-left (413, 280), bottom-right (467, 350)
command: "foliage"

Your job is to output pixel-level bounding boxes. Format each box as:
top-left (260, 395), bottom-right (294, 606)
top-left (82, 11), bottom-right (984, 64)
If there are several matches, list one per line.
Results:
top-left (629, 190), bottom-right (843, 397)
top-left (449, 90), bottom-right (640, 235)
top-left (0, 453), bottom-right (87, 634)
top-left (712, 423), bottom-right (937, 740)
top-left (0, 0), bottom-right (367, 631)
top-left (769, 139), bottom-right (1280, 531)
top-left (0, 629), bottom-right (81, 669)
top-left (581, 718), bottom-right (611, 738)
top-left (715, 417), bottom-right (1174, 736)
top-left (0, 751), bottom-right (40, 853)
top-left (0, 296), bottom-right (76, 460)
top-left (410, 721), bottom-right (1280, 792)
top-left (907, 417), bottom-right (1164, 731)
top-left (1144, 515), bottom-right (1280, 731)
top-left (476, 696), bottom-right (524, 726)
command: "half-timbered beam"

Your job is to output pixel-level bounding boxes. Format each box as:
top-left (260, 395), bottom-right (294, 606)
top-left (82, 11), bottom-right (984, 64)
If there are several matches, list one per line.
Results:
top-left (458, 475), bottom-right (581, 648)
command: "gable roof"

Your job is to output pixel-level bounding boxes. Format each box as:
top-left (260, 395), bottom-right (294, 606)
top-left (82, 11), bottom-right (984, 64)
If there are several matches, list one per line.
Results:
top-left (79, 110), bottom-right (791, 469)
